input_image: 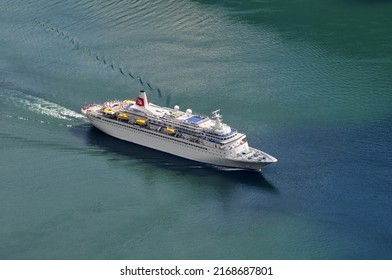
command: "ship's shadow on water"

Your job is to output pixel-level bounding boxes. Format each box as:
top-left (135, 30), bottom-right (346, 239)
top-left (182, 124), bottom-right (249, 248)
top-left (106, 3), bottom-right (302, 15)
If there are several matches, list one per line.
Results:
top-left (71, 125), bottom-right (277, 191)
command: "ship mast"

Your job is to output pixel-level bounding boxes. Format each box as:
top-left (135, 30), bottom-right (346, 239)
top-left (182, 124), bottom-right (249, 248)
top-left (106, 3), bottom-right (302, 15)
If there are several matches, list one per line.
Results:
top-left (212, 109), bottom-right (223, 129)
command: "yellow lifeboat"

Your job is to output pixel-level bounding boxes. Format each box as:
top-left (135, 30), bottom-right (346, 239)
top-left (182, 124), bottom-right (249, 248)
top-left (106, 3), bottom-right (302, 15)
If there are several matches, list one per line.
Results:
top-left (117, 113), bottom-right (130, 120)
top-left (103, 108), bottom-right (115, 117)
top-left (136, 119), bottom-right (147, 125)
top-left (166, 127), bottom-right (176, 134)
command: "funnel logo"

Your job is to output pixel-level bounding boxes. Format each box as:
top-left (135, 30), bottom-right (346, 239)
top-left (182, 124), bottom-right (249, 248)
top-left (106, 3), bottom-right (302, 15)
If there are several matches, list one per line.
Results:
top-left (136, 97), bottom-right (144, 107)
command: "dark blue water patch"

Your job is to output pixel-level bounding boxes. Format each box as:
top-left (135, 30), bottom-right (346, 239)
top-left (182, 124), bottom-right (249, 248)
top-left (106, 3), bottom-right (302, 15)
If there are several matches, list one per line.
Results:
top-left (262, 118), bottom-right (392, 259)
top-left (268, 118), bottom-right (392, 197)
top-left (343, 0), bottom-right (392, 4)
top-left (192, 0), bottom-right (392, 59)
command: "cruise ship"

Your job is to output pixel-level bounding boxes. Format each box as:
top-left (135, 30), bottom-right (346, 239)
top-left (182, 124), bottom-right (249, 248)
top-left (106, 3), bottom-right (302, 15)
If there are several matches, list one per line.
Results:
top-left (81, 90), bottom-right (277, 171)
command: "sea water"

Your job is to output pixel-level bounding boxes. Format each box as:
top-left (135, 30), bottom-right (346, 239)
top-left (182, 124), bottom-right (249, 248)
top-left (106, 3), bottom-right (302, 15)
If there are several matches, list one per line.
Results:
top-left (1, 0), bottom-right (391, 259)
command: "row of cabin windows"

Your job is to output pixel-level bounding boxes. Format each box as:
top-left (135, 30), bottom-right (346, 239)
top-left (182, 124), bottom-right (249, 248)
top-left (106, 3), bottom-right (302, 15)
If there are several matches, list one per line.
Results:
top-left (97, 117), bottom-right (228, 157)
top-left (112, 115), bottom-right (233, 144)
top-left (99, 115), bottom-right (231, 155)
top-left (97, 117), bottom-right (208, 151)
top-left (98, 117), bottom-right (230, 155)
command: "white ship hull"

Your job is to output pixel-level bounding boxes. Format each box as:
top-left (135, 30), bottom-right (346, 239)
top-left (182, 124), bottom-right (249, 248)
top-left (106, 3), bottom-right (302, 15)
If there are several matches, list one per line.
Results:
top-left (86, 114), bottom-right (273, 171)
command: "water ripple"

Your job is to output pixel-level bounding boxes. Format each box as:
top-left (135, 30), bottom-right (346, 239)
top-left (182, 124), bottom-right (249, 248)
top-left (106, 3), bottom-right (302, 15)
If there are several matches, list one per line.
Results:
top-left (35, 20), bottom-right (165, 100)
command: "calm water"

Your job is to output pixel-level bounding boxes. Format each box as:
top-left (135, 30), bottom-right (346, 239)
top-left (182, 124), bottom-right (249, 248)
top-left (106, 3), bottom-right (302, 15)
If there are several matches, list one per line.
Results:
top-left (1, 0), bottom-right (391, 259)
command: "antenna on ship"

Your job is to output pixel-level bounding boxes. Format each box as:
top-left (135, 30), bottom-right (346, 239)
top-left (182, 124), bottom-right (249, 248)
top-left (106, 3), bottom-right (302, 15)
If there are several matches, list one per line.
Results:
top-left (212, 109), bottom-right (223, 129)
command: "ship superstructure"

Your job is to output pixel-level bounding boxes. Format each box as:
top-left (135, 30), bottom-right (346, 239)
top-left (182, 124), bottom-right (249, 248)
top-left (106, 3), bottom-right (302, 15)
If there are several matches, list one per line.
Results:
top-left (82, 90), bottom-right (277, 171)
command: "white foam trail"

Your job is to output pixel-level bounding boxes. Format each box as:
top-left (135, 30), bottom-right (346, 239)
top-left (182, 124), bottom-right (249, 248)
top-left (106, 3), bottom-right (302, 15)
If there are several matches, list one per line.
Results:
top-left (20, 96), bottom-right (86, 121)
top-left (2, 89), bottom-right (86, 122)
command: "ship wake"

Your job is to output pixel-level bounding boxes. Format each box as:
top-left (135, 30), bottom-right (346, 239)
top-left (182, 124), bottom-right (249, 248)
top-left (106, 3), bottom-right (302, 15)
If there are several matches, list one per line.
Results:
top-left (1, 88), bottom-right (86, 124)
